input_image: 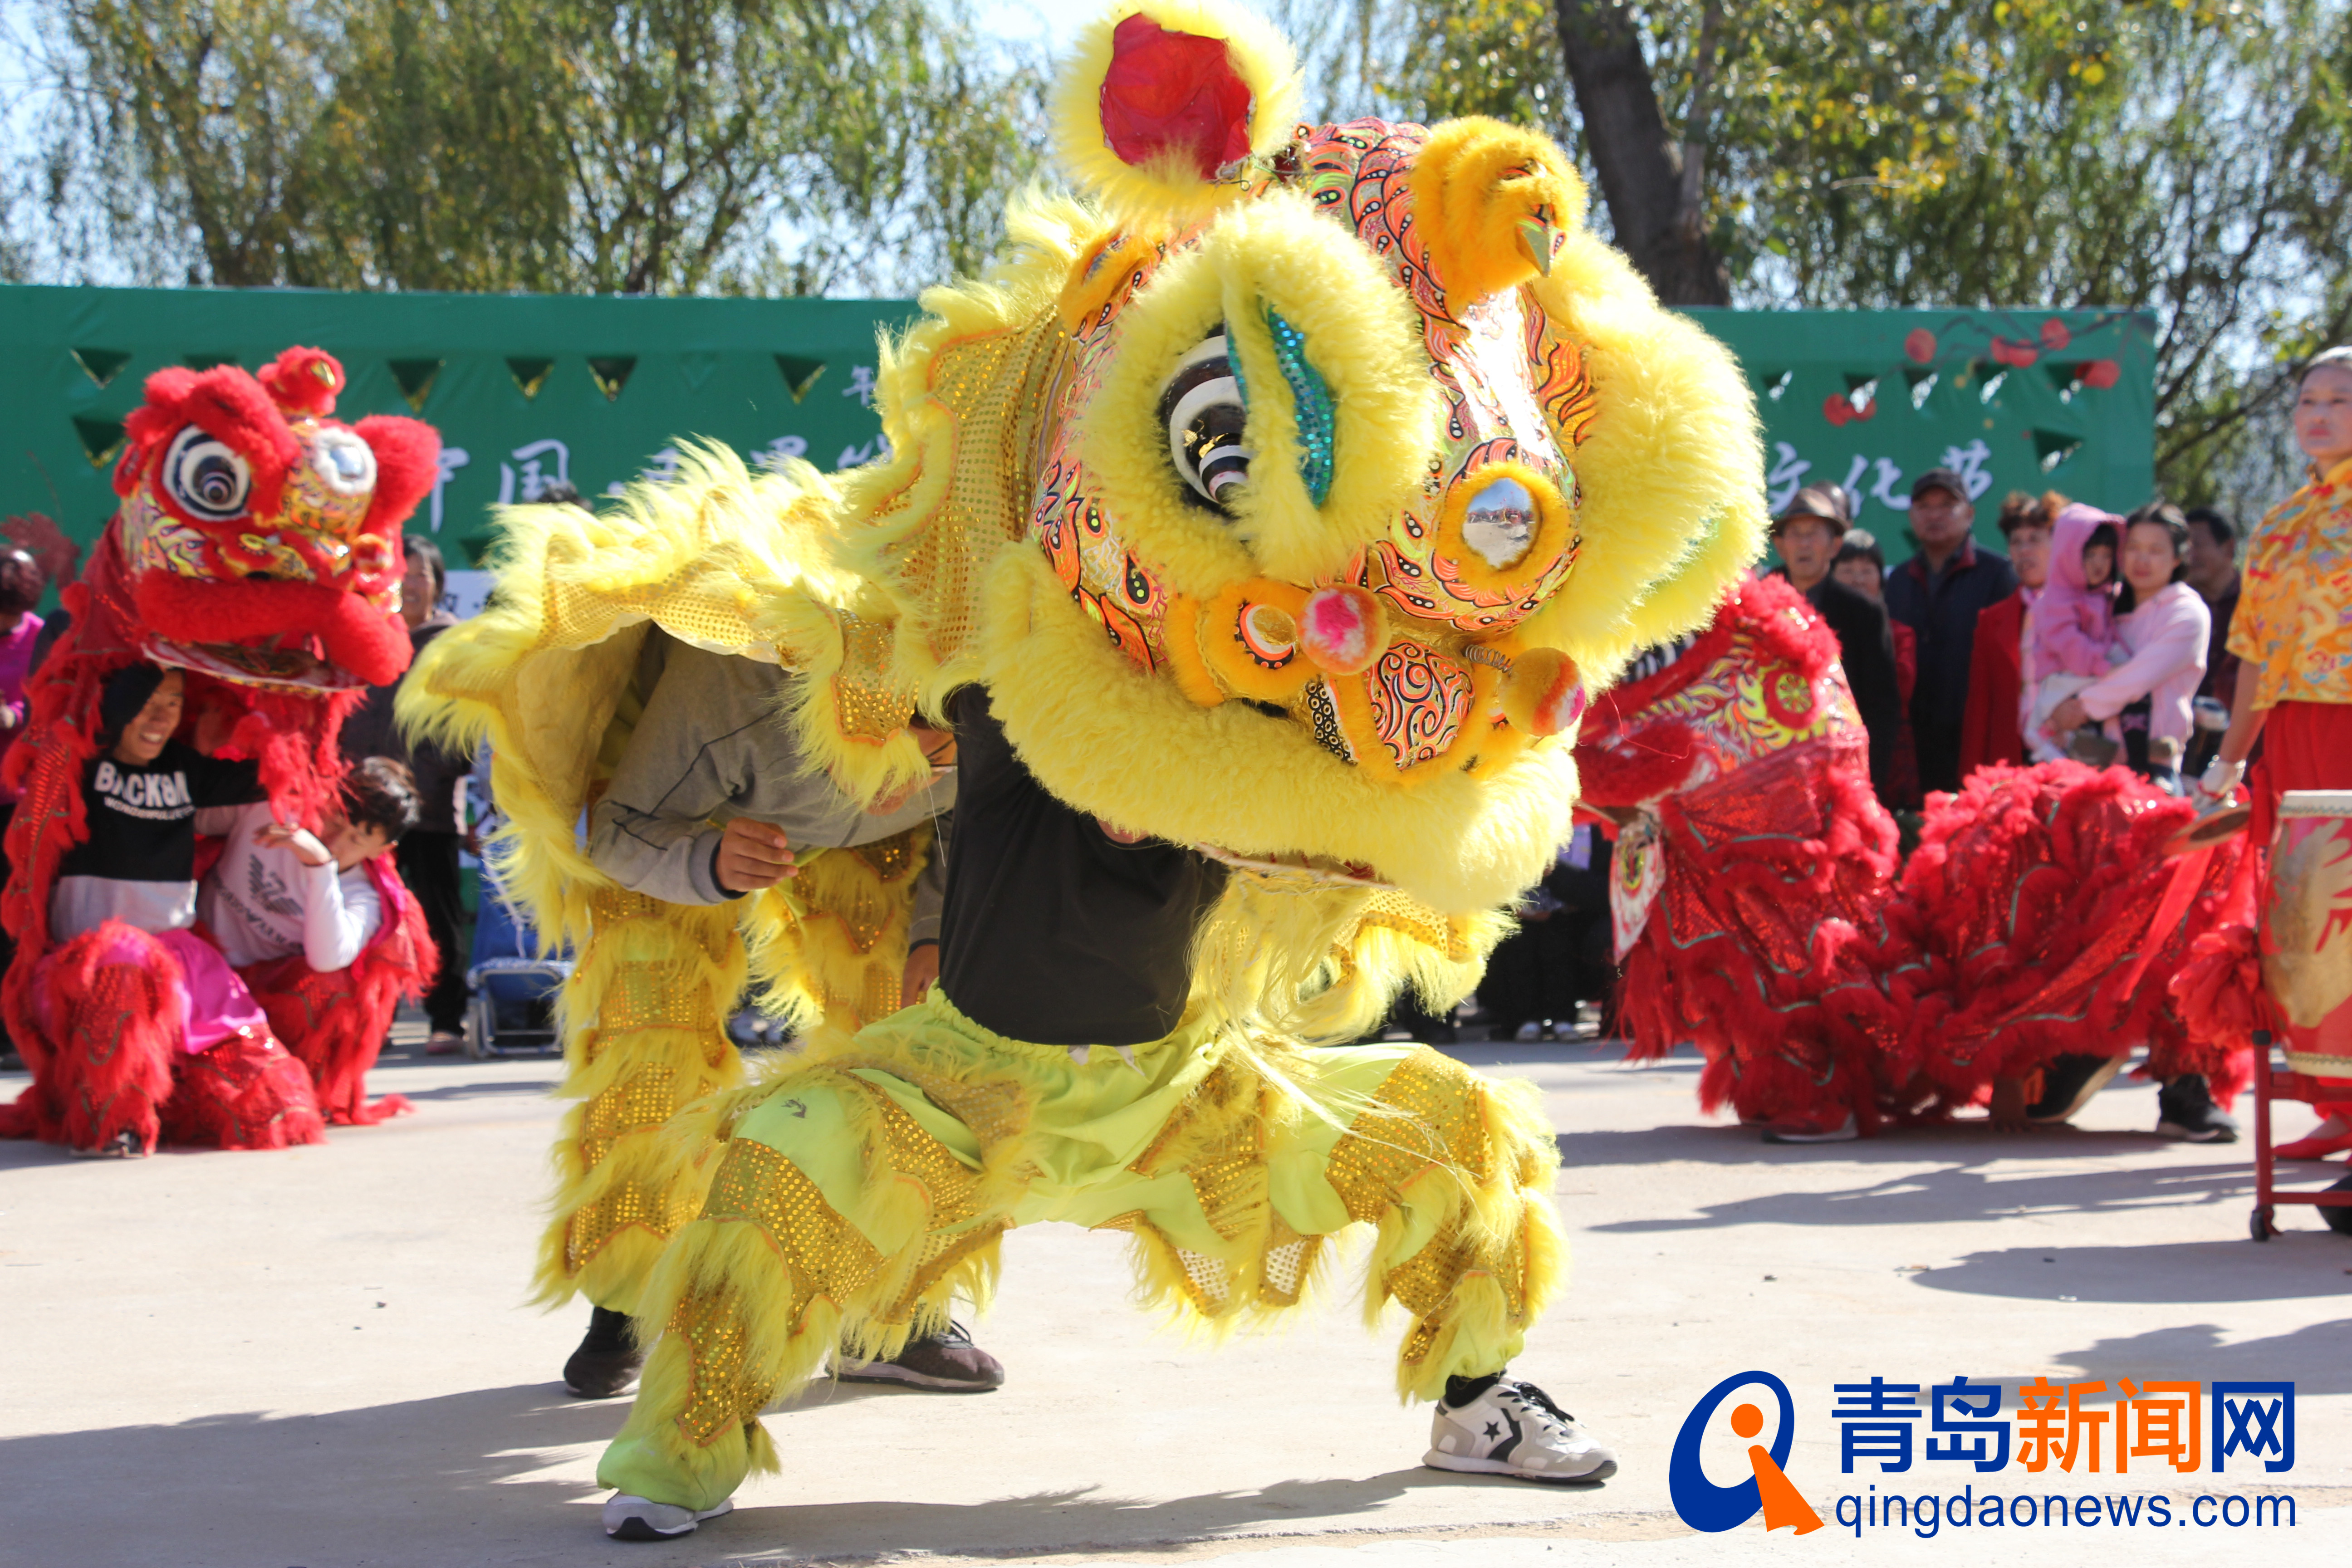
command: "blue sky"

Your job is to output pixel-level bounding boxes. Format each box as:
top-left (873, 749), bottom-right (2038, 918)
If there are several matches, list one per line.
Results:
top-left (974, 0), bottom-right (1102, 57)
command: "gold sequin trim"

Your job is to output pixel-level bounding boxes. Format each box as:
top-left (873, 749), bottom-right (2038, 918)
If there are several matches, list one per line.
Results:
top-left (1384, 1226), bottom-right (1472, 1318)
top-left (1321, 1048), bottom-right (1492, 1224)
top-left (603, 960), bottom-right (715, 1032)
top-left (1356, 889), bottom-right (1473, 963)
top-left (1260, 1224), bottom-right (1319, 1307)
top-left (892, 314), bottom-right (1066, 666)
top-left (701, 1138), bottom-right (886, 1305)
top-left (848, 825), bottom-right (922, 884)
top-left (831, 611), bottom-right (911, 741)
top-left (565, 1173), bottom-right (701, 1273)
top-left (670, 1287), bottom-right (775, 1449)
top-left (880, 1222), bottom-right (1005, 1324)
top-left (580, 1063), bottom-right (680, 1142)
top-left (863, 1083), bottom-right (980, 1228)
top-left (1130, 1061), bottom-right (1268, 1240)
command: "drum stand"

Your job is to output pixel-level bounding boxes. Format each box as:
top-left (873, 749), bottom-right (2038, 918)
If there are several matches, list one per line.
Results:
top-left (2248, 1029), bottom-right (2352, 1240)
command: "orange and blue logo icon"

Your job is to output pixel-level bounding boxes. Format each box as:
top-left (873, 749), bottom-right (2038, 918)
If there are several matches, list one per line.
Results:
top-left (1670, 1371), bottom-right (1824, 1534)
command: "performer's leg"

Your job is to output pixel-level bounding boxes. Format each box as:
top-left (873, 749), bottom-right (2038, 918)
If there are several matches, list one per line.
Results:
top-left (541, 894), bottom-right (746, 1322)
top-left (596, 1047), bottom-right (1006, 1530)
top-left (397, 829), bottom-right (470, 1041)
top-left (30, 923), bottom-right (183, 1156)
top-left (1037, 1041), bottom-right (1607, 1481)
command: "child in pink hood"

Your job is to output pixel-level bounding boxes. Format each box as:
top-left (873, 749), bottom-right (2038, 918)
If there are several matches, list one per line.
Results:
top-left (2024, 503), bottom-right (2124, 760)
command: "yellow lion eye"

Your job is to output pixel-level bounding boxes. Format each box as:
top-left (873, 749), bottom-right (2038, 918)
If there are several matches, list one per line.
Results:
top-left (1158, 328), bottom-right (1251, 513)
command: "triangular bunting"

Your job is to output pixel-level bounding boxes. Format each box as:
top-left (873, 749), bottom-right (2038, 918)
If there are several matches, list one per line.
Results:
top-left (587, 356), bottom-right (637, 402)
top-left (387, 358), bottom-right (443, 412)
top-left (776, 355), bottom-right (827, 402)
top-left (71, 414), bottom-right (127, 468)
top-left (506, 357), bottom-right (554, 400)
top-left (69, 348), bottom-right (132, 389)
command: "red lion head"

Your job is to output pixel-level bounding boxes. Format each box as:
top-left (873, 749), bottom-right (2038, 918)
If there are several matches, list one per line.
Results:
top-left (110, 345), bottom-right (438, 692)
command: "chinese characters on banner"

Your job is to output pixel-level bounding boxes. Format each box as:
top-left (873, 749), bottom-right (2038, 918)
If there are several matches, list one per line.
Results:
top-left (424, 364), bottom-right (893, 529)
top-left (1766, 439), bottom-right (1997, 519)
top-left (1833, 1377), bottom-right (2294, 1477)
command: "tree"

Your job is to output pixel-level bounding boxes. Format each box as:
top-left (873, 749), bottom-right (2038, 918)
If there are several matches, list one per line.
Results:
top-left (21, 0), bottom-right (1044, 295)
top-left (1276, 0), bottom-right (2352, 516)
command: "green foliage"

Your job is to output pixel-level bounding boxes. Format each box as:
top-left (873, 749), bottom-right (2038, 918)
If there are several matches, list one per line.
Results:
top-left (23, 0), bottom-right (1045, 295)
top-left (1278, 0), bottom-right (2352, 519)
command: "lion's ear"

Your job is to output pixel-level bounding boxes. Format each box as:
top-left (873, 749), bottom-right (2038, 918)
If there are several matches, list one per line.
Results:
top-left (1052, 0), bottom-right (1300, 222)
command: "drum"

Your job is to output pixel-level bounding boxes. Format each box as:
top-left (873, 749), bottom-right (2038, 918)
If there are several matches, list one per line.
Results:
top-left (2262, 790), bottom-right (2352, 1077)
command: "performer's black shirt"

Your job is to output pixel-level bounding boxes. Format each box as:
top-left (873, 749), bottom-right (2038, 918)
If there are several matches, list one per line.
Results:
top-left (938, 686), bottom-right (1226, 1046)
top-left (56, 742), bottom-right (264, 883)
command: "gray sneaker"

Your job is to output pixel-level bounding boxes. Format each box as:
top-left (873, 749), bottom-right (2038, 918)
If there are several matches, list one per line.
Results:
top-left (602, 1494), bottom-right (733, 1540)
top-left (1424, 1377), bottom-right (1617, 1483)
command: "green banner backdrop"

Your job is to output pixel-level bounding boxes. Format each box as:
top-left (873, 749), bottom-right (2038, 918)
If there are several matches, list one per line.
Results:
top-left (0, 284), bottom-right (2155, 600)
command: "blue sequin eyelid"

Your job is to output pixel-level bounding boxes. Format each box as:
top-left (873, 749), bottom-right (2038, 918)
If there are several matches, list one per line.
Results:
top-left (1263, 306), bottom-right (1335, 507)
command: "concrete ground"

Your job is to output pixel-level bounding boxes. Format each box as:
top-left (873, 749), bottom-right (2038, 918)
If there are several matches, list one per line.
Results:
top-left (4, 1026), bottom-right (2348, 1568)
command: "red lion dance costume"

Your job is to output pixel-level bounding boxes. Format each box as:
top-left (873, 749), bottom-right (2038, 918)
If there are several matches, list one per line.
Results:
top-left (1575, 574), bottom-right (1903, 1132)
top-left (0, 347), bottom-right (440, 1154)
top-left (1579, 573), bottom-right (2249, 1134)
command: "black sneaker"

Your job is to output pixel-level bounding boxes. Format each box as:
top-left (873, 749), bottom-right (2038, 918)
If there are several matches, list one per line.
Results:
top-left (2323, 1175), bottom-right (2352, 1238)
top-left (2155, 1074), bottom-right (2239, 1143)
top-left (833, 1319), bottom-right (1004, 1391)
top-left (564, 1304), bottom-right (645, 1398)
top-left (2027, 1054), bottom-right (2125, 1124)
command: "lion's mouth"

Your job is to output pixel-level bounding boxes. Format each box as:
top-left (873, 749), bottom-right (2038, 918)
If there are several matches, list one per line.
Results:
top-left (1195, 843), bottom-right (1392, 890)
top-left (143, 636), bottom-right (366, 694)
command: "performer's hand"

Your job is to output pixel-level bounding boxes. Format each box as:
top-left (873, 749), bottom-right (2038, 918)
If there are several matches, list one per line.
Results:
top-left (2042, 695), bottom-right (2089, 739)
top-left (901, 941), bottom-right (939, 1009)
top-left (257, 821), bottom-right (333, 868)
top-left (715, 818), bottom-right (796, 892)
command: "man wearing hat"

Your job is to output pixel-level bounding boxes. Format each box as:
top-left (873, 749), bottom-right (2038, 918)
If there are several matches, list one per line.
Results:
top-left (1768, 483), bottom-right (1904, 807)
top-left (1882, 468), bottom-right (2019, 795)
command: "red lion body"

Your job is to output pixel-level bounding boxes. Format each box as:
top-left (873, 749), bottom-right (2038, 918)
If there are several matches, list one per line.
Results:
top-left (0, 348), bottom-right (439, 1153)
top-left (1578, 573), bottom-right (2252, 1133)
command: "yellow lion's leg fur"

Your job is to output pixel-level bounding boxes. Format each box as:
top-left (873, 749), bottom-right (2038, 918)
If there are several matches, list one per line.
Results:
top-left (533, 894), bottom-right (750, 1315)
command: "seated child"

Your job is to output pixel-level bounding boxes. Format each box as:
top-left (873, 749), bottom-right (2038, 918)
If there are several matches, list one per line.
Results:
top-left (202, 757), bottom-right (418, 975)
top-left (2026, 504), bottom-right (2122, 761)
top-left (203, 757), bottom-right (430, 1126)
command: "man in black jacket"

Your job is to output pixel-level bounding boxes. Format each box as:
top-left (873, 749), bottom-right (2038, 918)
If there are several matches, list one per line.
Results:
top-left (1882, 469), bottom-right (2019, 795)
top-left (342, 535), bottom-right (473, 1053)
top-left (1767, 484), bottom-right (1906, 808)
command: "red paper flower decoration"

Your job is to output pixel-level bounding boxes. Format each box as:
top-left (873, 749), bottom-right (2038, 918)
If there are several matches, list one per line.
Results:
top-left (1099, 14), bottom-right (1255, 180)
top-left (1989, 337), bottom-right (2039, 368)
top-left (1903, 328), bottom-right (1937, 364)
top-left (2038, 318), bottom-right (2073, 351)
top-left (2081, 358), bottom-right (2121, 390)
top-left (1821, 393), bottom-right (1852, 427)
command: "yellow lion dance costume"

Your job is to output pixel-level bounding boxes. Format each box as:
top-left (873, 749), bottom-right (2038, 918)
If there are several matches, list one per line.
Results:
top-left (410, 0), bottom-right (1762, 1533)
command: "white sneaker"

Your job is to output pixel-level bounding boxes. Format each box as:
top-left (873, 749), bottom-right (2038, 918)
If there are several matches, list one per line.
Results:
top-left (1424, 1378), bottom-right (1618, 1483)
top-left (602, 1493), bottom-right (734, 1540)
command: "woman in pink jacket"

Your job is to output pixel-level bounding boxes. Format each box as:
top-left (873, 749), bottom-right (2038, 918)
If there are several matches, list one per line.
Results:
top-left (2043, 503), bottom-right (2209, 793)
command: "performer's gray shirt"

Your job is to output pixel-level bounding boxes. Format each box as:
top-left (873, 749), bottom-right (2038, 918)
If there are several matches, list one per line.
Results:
top-left (586, 635), bottom-right (951, 934)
